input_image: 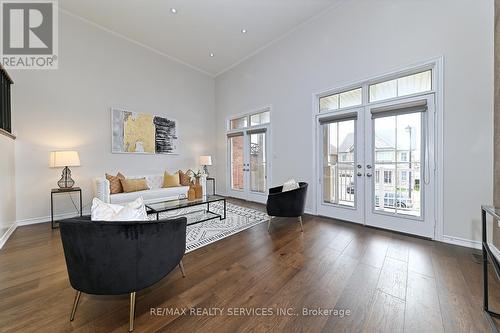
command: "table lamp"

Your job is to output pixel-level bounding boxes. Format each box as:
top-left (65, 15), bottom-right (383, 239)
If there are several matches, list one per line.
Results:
top-left (199, 155), bottom-right (212, 176)
top-left (49, 151), bottom-right (81, 188)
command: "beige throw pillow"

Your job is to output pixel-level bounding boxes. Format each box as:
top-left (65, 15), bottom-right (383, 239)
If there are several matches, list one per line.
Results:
top-left (106, 172), bottom-right (125, 194)
top-left (163, 172), bottom-right (180, 188)
top-left (120, 178), bottom-right (148, 193)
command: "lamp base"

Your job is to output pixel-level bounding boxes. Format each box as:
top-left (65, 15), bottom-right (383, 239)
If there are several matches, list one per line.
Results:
top-left (203, 165), bottom-right (209, 177)
top-left (58, 166), bottom-right (75, 189)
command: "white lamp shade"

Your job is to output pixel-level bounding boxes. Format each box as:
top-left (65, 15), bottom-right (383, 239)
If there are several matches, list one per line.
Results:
top-left (199, 155), bottom-right (212, 166)
top-left (50, 151), bottom-right (81, 168)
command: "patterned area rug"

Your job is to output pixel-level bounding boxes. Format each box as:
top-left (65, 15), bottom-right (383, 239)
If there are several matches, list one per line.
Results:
top-left (148, 201), bottom-right (268, 253)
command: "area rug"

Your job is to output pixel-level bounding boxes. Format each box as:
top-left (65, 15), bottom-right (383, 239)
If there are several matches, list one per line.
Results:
top-left (148, 201), bottom-right (268, 253)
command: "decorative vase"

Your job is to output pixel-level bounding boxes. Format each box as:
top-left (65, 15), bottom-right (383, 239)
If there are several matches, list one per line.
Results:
top-left (188, 187), bottom-right (196, 201)
top-left (194, 182), bottom-right (202, 199)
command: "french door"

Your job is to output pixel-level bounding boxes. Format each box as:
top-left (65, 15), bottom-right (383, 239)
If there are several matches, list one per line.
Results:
top-left (317, 94), bottom-right (435, 238)
top-left (227, 126), bottom-right (269, 203)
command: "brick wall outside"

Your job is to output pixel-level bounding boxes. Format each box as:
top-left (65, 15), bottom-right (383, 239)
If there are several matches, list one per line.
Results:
top-left (231, 136), bottom-right (244, 189)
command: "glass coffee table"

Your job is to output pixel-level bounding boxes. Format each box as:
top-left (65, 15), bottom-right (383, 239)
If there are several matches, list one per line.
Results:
top-left (145, 195), bottom-right (226, 226)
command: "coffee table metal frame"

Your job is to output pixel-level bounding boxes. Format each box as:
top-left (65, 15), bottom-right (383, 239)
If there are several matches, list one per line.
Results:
top-left (146, 195), bottom-right (226, 226)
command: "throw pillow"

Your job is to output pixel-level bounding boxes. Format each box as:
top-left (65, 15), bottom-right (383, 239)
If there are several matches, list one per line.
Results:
top-left (91, 197), bottom-right (148, 221)
top-left (178, 170), bottom-right (191, 186)
top-left (163, 171), bottom-right (180, 187)
top-left (106, 172), bottom-right (125, 194)
top-left (282, 179), bottom-right (299, 192)
top-left (120, 178), bottom-right (149, 193)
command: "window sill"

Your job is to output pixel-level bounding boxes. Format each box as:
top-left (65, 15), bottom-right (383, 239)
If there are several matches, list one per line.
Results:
top-left (0, 128), bottom-right (15, 140)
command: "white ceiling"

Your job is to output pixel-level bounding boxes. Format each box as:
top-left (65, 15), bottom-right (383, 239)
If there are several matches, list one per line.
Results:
top-left (60, 0), bottom-right (339, 76)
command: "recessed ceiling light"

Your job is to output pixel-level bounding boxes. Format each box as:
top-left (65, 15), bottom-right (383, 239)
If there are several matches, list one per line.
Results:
top-left (170, 8), bottom-right (177, 14)
top-left (209, 52), bottom-right (215, 57)
top-left (241, 29), bottom-right (247, 34)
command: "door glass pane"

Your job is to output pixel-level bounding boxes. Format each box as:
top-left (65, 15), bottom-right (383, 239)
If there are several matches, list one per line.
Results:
top-left (249, 132), bottom-right (266, 192)
top-left (373, 112), bottom-right (422, 217)
top-left (230, 116), bottom-right (248, 130)
top-left (323, 119), bottom-right (355, 206)
top-left (250, 111), bottom-right (270, 126)
top-left (230, 135), bottom-right (244, 190)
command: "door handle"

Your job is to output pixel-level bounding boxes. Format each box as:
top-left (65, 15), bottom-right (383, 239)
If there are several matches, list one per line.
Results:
top-left (366, 165), bottom-right (372, 169)
top-left (357, 172), bottom-right (362, 177)
top-left (366, 173), bottom-right (373, 177)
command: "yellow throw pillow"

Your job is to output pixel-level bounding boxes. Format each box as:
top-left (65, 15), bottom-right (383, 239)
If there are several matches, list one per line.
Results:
top-left (163, 172), bottom-right (180, 188)
top-left (120, 178), bottom-right (148, 193)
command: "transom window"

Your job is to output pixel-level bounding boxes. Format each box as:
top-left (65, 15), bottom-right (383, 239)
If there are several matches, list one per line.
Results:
top-left (318, 69), bottom-right (433, 114)
top-left (369, 70), bottom-right (432, 102)
top-left (319, 87), bottom-right (362, 112)
top-left (229, 110), bottom-right (270, 130)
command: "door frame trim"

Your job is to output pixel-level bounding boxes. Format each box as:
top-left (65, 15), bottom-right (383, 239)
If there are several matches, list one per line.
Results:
top-left (311, 57), bottom-right (444, 241)
top-left (226, 106), bottom-right (272, 203)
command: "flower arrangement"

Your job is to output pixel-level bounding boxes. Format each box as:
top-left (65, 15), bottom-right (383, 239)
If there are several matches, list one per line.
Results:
top-left (189, 169), bottom-right (203, 184)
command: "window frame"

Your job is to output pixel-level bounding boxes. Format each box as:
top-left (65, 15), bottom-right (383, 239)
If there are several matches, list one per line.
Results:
top-left (384, 170), bottom-right (392, 184)
top-left (227, 107), bottom-right (271, 132)
top-left (368, 69), bottom-right (432, 103)
top-left (316, 64), bottom-right (436, 119)
top-left (319, 86), bottom-right (362, 113)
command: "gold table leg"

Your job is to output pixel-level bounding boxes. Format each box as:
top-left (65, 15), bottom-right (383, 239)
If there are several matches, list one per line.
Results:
top-left (70, 290), bottom-right (81, 321)
top-left (129, 292), bottom-right (136, 332)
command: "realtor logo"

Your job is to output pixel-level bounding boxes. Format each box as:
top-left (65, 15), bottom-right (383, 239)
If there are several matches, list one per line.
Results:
top-left (0, 0), bottom-right (58, 69)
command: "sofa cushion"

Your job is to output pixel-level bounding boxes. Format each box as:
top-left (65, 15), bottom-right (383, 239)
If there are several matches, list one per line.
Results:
top-left (121, 178), bottom-right (149, 193)
top-left (146, 174), bottom-right (164, 189)
top-left (110, 186), bottom-right (190, 205)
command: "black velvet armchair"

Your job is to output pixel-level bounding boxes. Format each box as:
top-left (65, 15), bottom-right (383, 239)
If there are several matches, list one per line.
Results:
top-left (59, 216), bottom-right (187, 332)
top-left (266, 182), bottom-right (308, 232)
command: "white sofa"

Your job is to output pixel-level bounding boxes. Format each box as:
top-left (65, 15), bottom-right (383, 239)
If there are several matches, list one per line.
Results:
top-left (95, 173), bottom-right (206, 205)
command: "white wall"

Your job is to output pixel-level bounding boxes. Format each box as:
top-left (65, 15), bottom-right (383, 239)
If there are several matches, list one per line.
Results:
top-left (215, 0), bottom-right (494, 243)
top-left (0, 134), bottom-right (16, 243)
top-left (10, 11), bottom-right (215, 223)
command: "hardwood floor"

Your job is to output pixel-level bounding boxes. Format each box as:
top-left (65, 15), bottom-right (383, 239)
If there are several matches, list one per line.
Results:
top-left (0, 198), bottom-right (497, 332)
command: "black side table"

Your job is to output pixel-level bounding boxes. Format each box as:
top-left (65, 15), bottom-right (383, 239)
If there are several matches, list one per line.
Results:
top-left (206, 177), bottom-right (216, 196)
top-left (51, 187), bottom-right (82, 229)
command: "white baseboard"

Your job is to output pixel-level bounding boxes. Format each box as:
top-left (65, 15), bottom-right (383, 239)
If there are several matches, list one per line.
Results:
top-left (0, 223), bottom-right (17, 249)
top-left (304, 209), bottom-right (315, 215)
top-left (17, 210), bottom-right (90, 227)
top-left (441, 235), bottom-right (482, 250)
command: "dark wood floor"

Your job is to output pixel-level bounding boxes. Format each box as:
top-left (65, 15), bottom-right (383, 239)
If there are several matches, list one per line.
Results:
top-left (0, 198), bottom-right (498, 332)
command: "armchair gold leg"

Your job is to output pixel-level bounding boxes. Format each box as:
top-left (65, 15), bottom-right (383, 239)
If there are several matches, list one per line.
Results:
top-left (129, 292), bottom-right (136, 332)
top-left (70, 290), bottom-right (81, 321)
top-left (268, 217), bottom-right (273, 232)
top-left (179, 260), bottom-right (186, 278)
top-left (298, 216), bottom-right (303, 232)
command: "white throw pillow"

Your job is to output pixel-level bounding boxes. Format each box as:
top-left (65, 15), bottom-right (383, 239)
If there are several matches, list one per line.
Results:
top-left (282, 179), bottom-right (299, 192)
top-left (91, 197), bottom-right (148, 221)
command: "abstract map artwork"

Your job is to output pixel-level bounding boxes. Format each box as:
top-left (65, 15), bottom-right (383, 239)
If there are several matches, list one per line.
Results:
top-left (111, 108), bottom-right (178, 154)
